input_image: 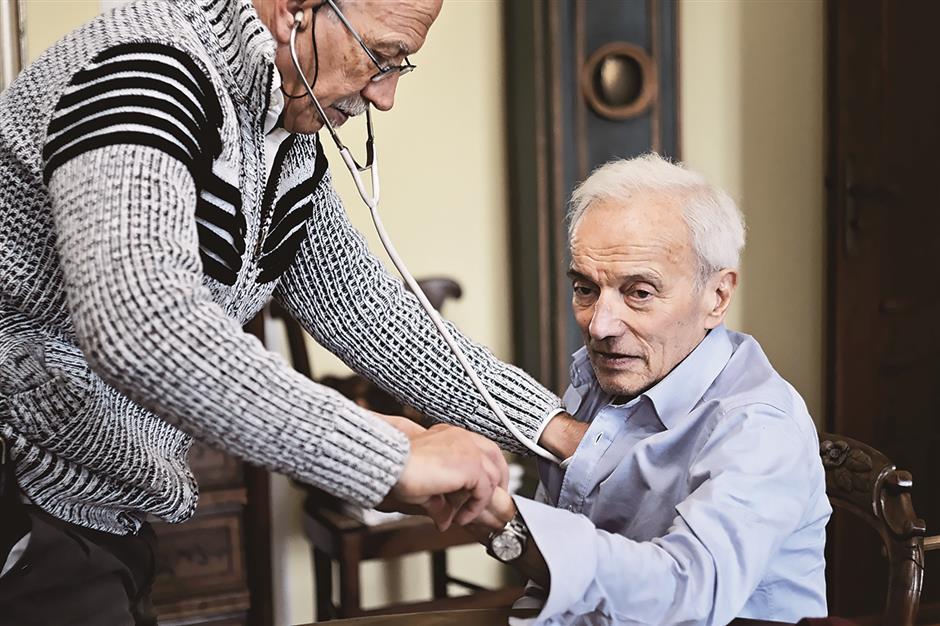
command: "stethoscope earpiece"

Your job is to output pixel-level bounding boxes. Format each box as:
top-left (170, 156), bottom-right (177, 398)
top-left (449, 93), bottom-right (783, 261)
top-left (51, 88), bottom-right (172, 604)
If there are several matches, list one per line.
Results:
top-left (293, 11), bottom-right (304, 29)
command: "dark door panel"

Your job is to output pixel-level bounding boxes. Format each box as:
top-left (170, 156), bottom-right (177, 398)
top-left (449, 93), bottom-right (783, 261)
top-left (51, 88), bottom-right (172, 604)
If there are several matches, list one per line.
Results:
top-left (827, 0), bottom-right (940, 617)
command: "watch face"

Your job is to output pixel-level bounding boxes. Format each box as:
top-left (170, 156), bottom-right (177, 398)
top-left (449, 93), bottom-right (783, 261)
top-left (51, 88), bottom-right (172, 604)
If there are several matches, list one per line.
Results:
top-left (491, 531), bottom-right (523, 562)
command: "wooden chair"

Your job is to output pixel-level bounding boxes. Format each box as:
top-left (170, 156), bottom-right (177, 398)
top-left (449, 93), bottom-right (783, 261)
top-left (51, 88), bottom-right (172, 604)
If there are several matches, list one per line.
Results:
top-left (269, 279), bottom-right (523, 620)
top-left (819, 433), bottom-right (940, 626)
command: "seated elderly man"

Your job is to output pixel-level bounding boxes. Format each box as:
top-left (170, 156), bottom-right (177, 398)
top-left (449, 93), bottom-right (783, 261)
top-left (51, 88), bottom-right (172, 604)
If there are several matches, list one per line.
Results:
top-left (470, 154), bottom-right (831, 625)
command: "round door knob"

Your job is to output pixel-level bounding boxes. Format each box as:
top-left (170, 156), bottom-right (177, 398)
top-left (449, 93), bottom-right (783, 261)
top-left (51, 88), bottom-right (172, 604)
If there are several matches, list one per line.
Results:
top-left (581, 42), bottom-right (656, 120)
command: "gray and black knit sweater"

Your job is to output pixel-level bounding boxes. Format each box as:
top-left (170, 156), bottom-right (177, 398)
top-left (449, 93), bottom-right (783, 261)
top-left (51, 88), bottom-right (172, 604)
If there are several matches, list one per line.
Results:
top-left (0, 0), bottom-right (560, 534)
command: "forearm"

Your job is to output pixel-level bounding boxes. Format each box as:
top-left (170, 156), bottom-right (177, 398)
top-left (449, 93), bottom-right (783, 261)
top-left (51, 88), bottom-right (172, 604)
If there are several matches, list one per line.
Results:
top-left (537, 411), bottom-right (589, 460)
top-left (275, 187), bottom-right (562, 452)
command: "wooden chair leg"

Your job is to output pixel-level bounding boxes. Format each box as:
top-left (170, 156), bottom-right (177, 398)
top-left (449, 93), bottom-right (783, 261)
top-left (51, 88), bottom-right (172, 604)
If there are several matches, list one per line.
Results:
top-left (338, 537), bottom-right (362, 617)
top-left (313, 547), bottom-right (334, 622)
top-left (432, 550), bottom-right (449, 599)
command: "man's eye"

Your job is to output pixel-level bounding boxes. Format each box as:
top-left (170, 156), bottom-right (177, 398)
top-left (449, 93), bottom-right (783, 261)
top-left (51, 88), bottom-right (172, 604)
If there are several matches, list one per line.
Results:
top-left (573, 285), bottom-right (595, 297)
top-left (632, 289), bottom-right (652, 300)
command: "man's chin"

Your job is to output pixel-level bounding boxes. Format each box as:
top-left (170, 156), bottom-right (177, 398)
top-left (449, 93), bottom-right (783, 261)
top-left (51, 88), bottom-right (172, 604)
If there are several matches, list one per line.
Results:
top-left (594, 370), bottom-right (650, 400)
top-left (324, 107), bottom-right (349, 127)
top-left (280, 107), bottom-right (319, 134)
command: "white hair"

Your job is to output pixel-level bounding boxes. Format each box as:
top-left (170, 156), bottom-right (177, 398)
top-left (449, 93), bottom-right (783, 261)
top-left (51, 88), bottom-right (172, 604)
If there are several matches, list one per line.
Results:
top-left (567, 153), bottom-right (746, 286)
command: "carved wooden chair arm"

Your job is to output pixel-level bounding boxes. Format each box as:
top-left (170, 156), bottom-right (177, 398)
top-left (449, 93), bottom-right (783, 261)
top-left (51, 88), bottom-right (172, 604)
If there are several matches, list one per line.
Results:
top-left (880, 469), bottom-right (926, 541)
top-left (819, 433), bottom-right (926, 626)
top-left (923, 536), bottom-right (940, 552)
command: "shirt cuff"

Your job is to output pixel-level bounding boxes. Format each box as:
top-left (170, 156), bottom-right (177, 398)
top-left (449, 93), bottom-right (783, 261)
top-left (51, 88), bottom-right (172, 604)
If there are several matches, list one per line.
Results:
top-left (514, 495), bottom-right (599, 621)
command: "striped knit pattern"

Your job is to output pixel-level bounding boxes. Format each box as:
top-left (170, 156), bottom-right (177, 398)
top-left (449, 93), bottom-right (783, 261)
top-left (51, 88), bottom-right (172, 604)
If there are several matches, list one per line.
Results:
top-left (0, 0), bottom-right (562, 535)
top-left (258, 135), bottom-right (328, 283)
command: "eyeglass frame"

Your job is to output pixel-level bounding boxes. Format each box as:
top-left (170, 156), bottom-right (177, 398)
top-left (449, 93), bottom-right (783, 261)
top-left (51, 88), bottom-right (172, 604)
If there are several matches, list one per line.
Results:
top-left (320, 0), bottom-right (416, 83)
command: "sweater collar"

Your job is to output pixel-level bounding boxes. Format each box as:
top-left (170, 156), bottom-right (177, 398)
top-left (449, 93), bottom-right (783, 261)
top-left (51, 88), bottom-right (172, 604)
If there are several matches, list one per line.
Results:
top-left (172, 0), bottom-right (283, 126)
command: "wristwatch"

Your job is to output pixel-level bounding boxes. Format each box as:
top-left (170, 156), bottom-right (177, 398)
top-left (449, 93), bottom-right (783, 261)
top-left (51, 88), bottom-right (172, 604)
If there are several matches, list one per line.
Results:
top-left (487, 514), bottom-right (529, 563)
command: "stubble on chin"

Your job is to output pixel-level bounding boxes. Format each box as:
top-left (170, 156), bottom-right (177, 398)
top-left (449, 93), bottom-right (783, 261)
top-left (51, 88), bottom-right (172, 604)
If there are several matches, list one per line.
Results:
top-left (591, 359), bottom-right (656, 400)
top-left (597, 378), bottom-right (641, 400)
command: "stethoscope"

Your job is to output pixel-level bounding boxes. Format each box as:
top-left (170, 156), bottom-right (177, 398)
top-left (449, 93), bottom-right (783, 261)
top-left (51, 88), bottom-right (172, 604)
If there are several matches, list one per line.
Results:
top-left (288, 12), bottom-right (562, 464)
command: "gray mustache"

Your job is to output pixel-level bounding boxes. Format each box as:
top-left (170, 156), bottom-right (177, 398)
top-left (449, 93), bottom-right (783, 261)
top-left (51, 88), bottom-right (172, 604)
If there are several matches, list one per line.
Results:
top-left (334, 94), bottom-right (368, 117)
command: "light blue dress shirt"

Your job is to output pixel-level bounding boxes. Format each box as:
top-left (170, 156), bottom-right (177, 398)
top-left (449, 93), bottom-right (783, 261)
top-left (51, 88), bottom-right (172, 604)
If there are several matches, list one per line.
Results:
top-left (513, 325), bottom-right (831, 625)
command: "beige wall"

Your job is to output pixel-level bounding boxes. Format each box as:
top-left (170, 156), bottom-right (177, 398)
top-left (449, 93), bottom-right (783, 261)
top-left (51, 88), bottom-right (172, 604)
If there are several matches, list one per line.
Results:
top-left (680, 0), bottom-right (826, 420)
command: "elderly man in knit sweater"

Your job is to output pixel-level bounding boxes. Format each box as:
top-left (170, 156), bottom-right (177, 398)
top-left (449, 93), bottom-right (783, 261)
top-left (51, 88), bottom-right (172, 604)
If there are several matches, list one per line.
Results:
top-left (0, 0), bottom-right (586, 622)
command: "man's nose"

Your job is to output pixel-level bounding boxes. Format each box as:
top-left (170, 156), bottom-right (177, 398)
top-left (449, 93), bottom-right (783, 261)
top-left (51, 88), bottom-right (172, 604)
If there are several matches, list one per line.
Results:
top-left (589, 296), bottom-right (625, 340)
top-left (361, 74), bottom-right (399, 111)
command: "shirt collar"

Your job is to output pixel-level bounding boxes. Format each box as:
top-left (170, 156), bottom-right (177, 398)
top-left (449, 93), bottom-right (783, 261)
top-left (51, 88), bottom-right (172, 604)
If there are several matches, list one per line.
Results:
top-left (568, 347), bottom-right (593, 390)
top-left (263, 70), bottom-right (286, 135)
top-left (568, 325), bottom-right (734, 429)
top-left (643, 325), bottom-right (733, 429)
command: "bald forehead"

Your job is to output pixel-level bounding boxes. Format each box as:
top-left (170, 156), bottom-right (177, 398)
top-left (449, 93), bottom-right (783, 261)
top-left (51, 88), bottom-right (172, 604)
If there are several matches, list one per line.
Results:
top-left (571, 192), bottom-right (698, 281)
top-left (576, 191), bottom-right (689, 245)
top-left (341, 1), bottom-right (441, 26)
top-left (341, 0), bottom-right (442, 55)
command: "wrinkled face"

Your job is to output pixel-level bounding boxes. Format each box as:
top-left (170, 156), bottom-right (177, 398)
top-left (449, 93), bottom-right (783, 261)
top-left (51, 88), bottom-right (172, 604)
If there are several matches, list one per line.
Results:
top-left (568, 193), bottom-right (721, 399)
top-left (276, 0), bottom-right (441, 133)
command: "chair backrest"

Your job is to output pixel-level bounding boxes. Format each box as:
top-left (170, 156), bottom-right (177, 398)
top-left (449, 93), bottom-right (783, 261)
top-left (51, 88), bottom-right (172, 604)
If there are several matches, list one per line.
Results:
top-left (820, 433), bottom-right (927, 626)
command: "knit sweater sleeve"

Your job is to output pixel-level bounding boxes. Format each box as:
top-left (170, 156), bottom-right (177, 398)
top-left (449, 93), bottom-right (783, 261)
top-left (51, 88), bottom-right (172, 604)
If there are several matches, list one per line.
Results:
top-left (43, 49), bottom-right (410, 508)
top-left (274, 176), bottom-right (563, 454)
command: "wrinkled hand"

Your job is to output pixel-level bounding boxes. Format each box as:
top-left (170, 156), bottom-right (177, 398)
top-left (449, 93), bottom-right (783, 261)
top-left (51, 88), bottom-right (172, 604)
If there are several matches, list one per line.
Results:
top-left (464, 487), bottom-right (518, 563)
top-left (381, 419), bottom-right (509, 530)
top-left (470, 486), bottom-right (516, 531)
top-left (469, 488), bottom-right (550, 588)
top-left (373, 412), bottom-right (426, 438)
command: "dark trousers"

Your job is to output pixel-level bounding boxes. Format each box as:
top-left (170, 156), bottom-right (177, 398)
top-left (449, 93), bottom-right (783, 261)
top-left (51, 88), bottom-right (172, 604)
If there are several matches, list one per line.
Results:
top-left (0, 507), bottom-right (158, 626)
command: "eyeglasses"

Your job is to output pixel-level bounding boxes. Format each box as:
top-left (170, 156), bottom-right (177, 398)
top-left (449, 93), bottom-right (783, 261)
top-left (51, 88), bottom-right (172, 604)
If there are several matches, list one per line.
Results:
top-left (322, 0), bottom-right (416, 83)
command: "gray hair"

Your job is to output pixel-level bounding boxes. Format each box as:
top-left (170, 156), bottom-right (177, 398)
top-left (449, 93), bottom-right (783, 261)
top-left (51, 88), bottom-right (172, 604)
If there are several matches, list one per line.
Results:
top-left (567, 153), bottom-right (746, 286)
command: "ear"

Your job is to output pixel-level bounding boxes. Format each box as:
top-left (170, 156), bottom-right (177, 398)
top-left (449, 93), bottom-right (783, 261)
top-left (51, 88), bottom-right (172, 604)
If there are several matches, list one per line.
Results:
top-left (286, 0), bottom-right (322, 17)
top-left (260, 0), bottom-right (319, 45)
top-left (703, 268), bottom-right (737, 330)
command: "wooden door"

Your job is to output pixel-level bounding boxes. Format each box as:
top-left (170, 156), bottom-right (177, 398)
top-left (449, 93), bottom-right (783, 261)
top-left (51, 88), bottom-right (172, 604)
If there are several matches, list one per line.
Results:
top-left (827, 0), bottom-right (940, 617)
